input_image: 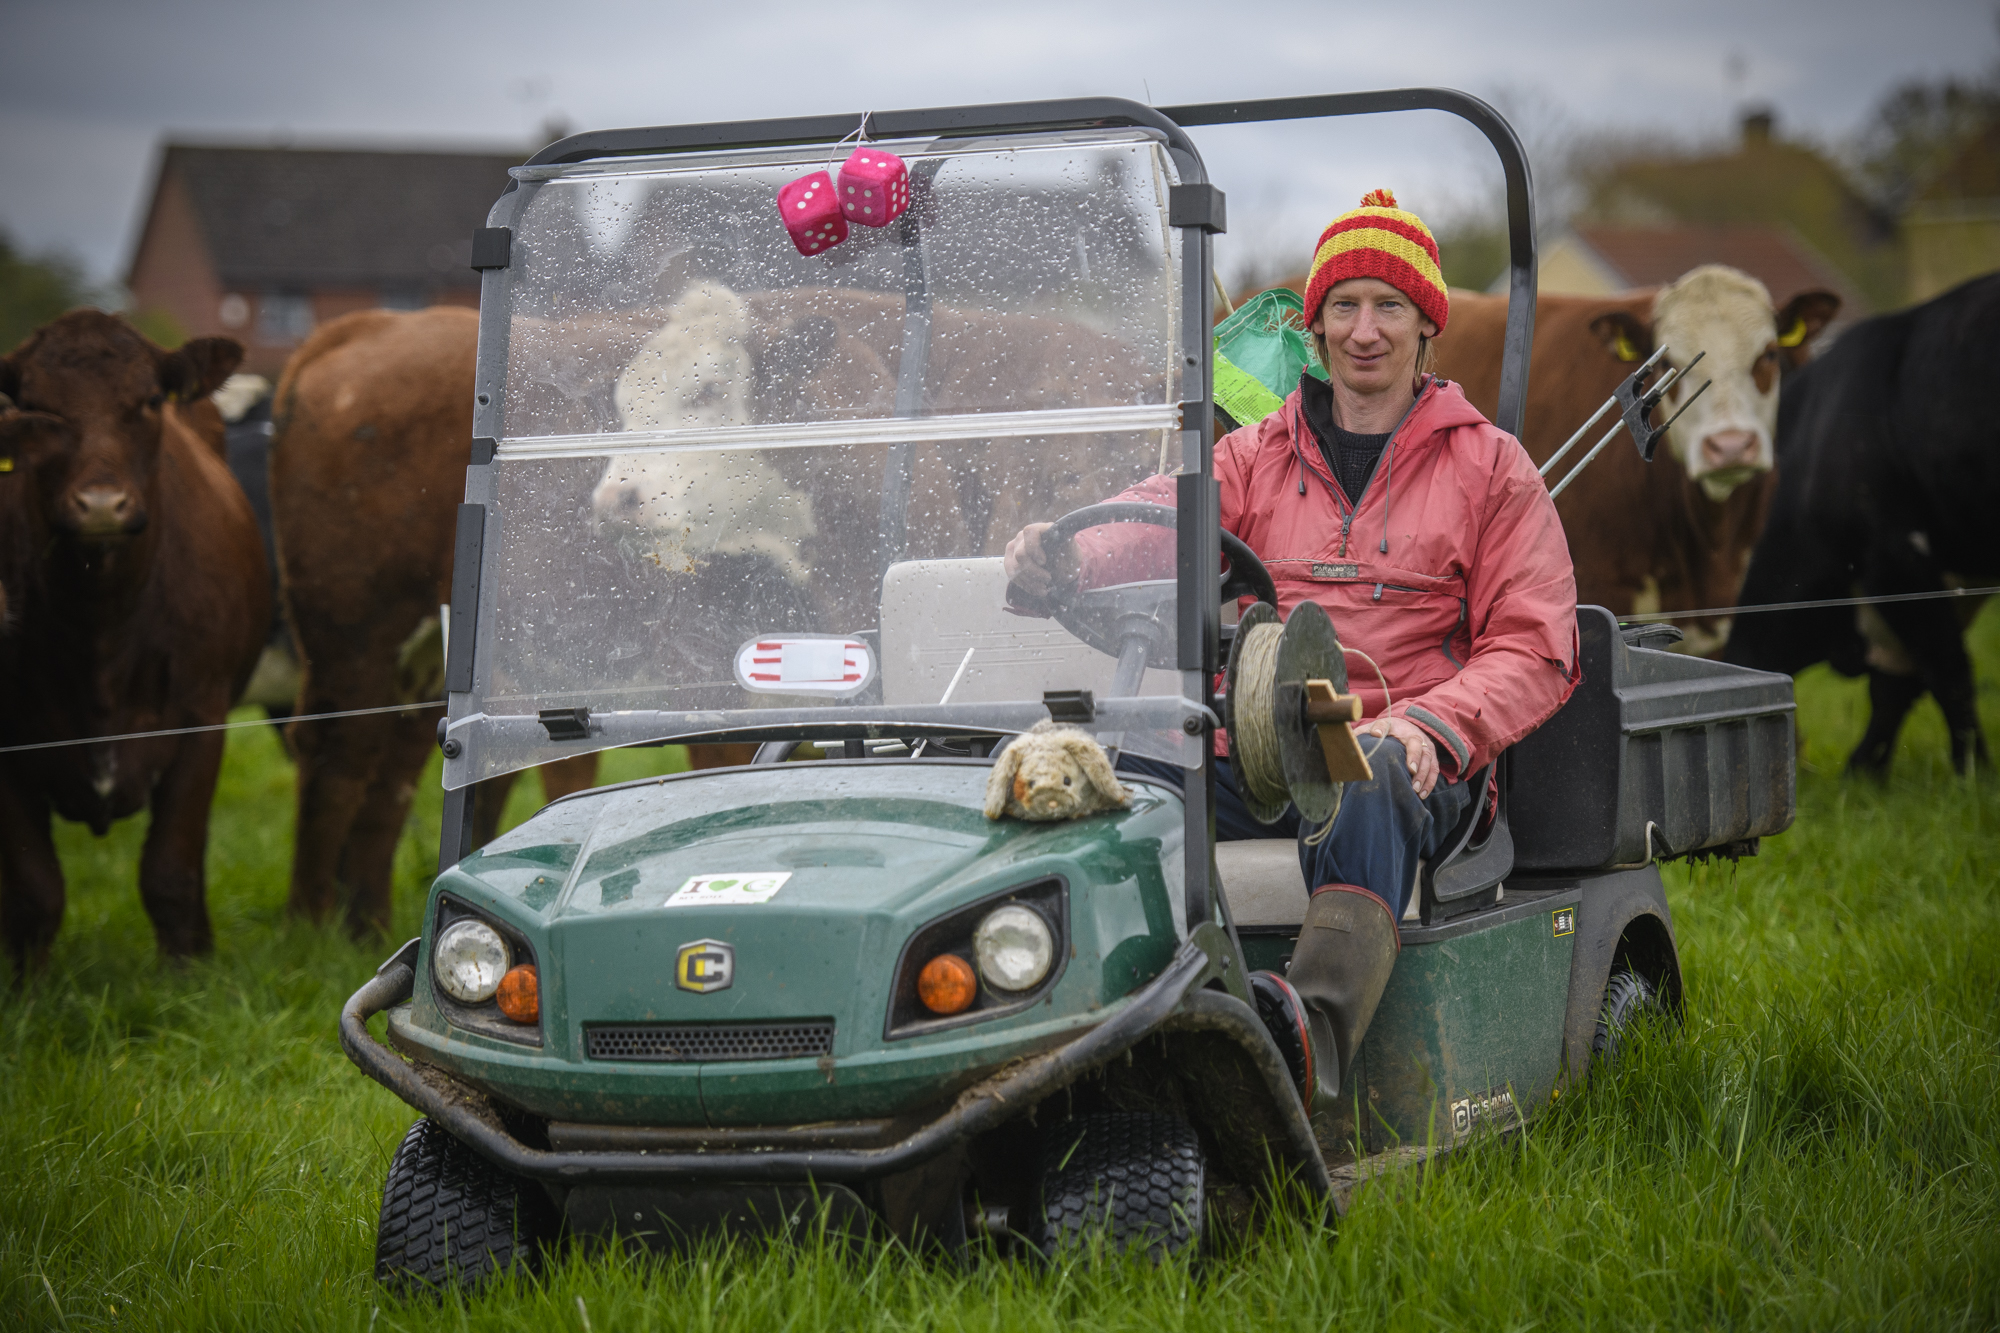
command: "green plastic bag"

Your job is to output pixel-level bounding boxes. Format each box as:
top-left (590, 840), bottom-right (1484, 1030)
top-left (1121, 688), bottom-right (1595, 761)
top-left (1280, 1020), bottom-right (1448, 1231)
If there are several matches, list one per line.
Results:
top-left (1212, 287), bottom-right (1326, 429)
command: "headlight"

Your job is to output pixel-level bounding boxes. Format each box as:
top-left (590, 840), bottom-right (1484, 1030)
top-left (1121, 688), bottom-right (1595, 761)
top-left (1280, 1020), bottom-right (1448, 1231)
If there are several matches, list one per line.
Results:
top-left (434, 919), bottom-right (510, 1003)
top-left (972, 904), bottom-right (1053, 992)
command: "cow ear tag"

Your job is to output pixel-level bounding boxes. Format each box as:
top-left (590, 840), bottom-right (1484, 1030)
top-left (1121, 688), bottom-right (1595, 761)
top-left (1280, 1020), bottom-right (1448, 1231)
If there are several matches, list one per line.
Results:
top-left (1778, 317), bottom-right (1809, 348)
top-left (0, 457), bottom-right (13, 473)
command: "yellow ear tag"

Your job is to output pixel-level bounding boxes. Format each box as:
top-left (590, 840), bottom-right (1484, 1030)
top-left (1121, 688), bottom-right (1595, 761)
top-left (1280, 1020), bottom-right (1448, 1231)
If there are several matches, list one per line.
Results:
top-left (1777, 317), bottom-right (1809, 348)
top-left (0, 458), bottom-right (13, 473)
top-left (1613, 331), bottom-right (1640, 362)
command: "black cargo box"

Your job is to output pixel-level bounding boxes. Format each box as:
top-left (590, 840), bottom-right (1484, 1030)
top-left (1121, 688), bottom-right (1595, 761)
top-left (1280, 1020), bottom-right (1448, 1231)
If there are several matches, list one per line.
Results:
top-left (1509, 606), bottom-right (1795, 871)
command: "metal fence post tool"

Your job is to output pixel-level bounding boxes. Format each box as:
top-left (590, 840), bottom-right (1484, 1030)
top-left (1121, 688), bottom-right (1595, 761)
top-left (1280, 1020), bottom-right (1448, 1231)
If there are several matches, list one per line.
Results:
top-left (1548, 350), bottom-right (1713, 499)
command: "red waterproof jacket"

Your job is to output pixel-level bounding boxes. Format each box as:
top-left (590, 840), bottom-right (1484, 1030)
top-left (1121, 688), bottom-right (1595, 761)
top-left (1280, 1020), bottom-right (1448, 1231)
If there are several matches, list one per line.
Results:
top-left (1077, 376), bottom-right (1579, 779)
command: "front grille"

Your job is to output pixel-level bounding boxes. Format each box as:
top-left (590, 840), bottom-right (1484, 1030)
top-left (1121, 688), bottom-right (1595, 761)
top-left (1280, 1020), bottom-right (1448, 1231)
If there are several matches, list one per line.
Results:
top-left (584, 1020), bottom-right (836, 1063)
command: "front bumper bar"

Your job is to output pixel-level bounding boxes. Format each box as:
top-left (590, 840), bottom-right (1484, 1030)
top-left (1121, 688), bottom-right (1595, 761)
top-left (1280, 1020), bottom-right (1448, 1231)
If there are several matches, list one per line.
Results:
top-left (340, 939), bottom-right (1330, 1196)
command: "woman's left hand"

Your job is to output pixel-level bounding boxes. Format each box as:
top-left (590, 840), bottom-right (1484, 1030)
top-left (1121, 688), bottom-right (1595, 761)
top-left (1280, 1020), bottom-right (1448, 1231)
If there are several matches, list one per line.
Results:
top-left (1358, 715), bottom-right (1440, 798)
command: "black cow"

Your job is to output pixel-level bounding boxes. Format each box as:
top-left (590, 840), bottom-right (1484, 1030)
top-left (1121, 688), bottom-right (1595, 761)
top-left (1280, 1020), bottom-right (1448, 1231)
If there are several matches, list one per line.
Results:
top-left (1725, 273), bottom-right (2000, 775)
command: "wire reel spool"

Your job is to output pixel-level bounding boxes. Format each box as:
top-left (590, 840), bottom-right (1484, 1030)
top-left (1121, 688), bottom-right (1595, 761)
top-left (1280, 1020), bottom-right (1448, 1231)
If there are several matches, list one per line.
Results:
top-left (1223, 599), bottom-right (1350, 826)
top-left (1223, 602), bottom-right (1290, 825)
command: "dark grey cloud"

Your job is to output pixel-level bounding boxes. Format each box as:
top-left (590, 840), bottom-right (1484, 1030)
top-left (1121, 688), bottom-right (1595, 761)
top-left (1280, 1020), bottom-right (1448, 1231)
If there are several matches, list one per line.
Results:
top-left (3, 0), bottom-right (1993, 282)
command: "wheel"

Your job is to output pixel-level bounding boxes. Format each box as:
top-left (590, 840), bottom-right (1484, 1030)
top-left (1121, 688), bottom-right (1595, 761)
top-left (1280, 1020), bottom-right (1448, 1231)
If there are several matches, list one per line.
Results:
top-left (1033, 1111), bottom-right (1205, 1258)
top-left (374, 1118), bottom-right (560, 1294)
top-left (1593, 968), bottom-right (1662, 1065)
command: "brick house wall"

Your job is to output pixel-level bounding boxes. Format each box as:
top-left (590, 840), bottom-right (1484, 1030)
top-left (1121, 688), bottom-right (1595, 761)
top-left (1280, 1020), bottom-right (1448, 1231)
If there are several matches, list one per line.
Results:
top-left (126, 144), bottom-right (520, 376)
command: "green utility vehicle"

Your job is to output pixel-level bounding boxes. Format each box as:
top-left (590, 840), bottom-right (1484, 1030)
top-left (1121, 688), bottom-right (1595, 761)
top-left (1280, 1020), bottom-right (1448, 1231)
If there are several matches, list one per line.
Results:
top-left (340, 91), bottom-right (1798, 1291)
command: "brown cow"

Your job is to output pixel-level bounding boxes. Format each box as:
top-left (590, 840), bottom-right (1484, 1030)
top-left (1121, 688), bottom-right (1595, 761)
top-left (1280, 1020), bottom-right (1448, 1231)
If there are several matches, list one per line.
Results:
top-left (271, 307), bottom-right (750, 938)
top-left (0, 311), bottom-right (269, 974)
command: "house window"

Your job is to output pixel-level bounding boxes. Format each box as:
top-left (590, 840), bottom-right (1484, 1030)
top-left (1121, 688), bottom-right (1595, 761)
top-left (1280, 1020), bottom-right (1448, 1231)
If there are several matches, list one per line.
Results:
top-left (258, 292), bottom-right (315, 343)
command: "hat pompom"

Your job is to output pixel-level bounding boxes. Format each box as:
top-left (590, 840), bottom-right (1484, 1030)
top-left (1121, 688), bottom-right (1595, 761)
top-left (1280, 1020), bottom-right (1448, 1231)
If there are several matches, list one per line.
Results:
top-left (1359, 188), bottom-right (1398, 209)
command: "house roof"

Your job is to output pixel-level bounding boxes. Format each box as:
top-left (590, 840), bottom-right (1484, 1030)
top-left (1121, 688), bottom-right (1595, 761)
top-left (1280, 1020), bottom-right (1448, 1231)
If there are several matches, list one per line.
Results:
top-left (140, 144), bottom-right (525, 290)
top-left (1569, 224), bottom-right (1869, 314)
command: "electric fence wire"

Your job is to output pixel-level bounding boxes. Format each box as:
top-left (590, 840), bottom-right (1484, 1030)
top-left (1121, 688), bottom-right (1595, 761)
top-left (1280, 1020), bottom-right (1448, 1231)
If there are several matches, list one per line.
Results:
top-left (1, 585), bottom-right (1993, 758)
top-left (1618, 583), bottom-right (1999, 624)
top-left (0, 700), bottom-right (443, 756)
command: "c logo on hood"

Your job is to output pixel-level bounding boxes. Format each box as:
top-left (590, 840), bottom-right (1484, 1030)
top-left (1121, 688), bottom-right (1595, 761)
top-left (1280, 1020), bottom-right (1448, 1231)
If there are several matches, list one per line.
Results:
top-left (675, 939), bottom-right (734, 993)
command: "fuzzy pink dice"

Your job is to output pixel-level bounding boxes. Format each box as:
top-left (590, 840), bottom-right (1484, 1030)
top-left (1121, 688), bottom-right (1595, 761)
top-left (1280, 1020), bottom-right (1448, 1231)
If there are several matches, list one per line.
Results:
top-left (837, 148), bottom-right (910, 227)
top-left (777, 170), bottom-right (847, 255)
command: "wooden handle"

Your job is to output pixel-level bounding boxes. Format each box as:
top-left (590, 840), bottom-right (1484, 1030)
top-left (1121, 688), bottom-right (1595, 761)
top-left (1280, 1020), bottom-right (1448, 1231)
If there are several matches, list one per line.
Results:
top-left (1304, 679), bottom-right (1372, 782)
top-left (1302, 679), bottom-right (1361, 723)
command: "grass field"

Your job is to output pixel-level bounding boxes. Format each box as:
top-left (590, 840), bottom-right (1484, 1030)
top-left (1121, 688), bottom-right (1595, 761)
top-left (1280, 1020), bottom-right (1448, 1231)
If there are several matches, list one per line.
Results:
top-left (4, 619), bottom-right (1999, 1332)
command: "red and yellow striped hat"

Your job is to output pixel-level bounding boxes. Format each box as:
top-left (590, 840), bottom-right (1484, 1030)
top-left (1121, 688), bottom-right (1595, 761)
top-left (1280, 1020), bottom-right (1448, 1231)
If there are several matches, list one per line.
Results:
top-left (1302, 189), bottom-right (1449, 334)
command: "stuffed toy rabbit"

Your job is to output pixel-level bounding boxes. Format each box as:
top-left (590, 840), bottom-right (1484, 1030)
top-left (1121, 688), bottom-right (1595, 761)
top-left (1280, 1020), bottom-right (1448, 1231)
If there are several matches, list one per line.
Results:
top-left (983, 720), bottom-right (1131, 822)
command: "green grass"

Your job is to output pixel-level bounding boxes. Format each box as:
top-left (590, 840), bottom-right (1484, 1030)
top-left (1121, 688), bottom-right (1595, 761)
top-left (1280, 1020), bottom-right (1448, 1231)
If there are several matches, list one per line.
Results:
top-left (4, 623), bottom-right (1999, 1331)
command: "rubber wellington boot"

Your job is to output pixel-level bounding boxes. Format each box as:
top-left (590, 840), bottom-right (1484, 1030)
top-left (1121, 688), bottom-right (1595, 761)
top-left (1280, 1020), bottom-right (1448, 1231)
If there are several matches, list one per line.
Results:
top-left (1285, 884), bottom-right (1401, 1102)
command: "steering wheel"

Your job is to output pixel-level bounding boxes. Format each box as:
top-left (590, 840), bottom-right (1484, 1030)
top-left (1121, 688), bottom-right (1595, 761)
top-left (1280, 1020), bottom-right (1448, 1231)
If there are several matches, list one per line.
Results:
top-left (1006, 501), bottom-right (1278, 659)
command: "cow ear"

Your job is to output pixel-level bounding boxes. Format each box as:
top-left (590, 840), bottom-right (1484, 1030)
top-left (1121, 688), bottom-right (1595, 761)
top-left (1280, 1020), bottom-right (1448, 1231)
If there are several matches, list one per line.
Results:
top-left (159, 337), bottom-right (244, 404)
top-left (1775, 290), bottom-right (1841, 364)
top-left (1588, 312), bottom-right (1652, 363)
top-left (0, 410), bottom-right (71, 473)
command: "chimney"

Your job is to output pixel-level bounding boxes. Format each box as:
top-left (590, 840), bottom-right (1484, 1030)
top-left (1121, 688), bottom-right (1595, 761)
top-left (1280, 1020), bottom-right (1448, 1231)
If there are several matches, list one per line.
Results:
top-left (1741, 106), bottom-right (1775, 149)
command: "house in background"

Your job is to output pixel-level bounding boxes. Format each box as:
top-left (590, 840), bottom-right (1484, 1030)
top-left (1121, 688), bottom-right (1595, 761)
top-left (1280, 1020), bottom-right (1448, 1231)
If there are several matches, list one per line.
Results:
top-left (1567, 109), bottom-right (1905, 313)
top-left (1529, 223), bottom-right (1868, 332)
top-left (125, 144), bottom-right (523, 375)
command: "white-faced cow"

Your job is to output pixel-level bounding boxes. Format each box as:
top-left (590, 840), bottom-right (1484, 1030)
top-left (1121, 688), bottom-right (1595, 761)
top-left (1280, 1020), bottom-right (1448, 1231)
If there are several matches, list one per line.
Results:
top-left (0, 311), bottom-right (269, 976)
top-left (585, 283), bottom-right (1153, 638)
top-left (1431, 265), bottom-right (1840, 655)
top-left (1725, 273), bottom-right (2000, 775)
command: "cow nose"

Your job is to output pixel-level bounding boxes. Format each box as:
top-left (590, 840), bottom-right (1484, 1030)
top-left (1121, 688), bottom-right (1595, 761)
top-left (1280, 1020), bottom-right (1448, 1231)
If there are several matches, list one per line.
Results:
top-left (1701, 430), bottom-right (1758, 469)
top-left (68, 486), bottom-right (143, 536)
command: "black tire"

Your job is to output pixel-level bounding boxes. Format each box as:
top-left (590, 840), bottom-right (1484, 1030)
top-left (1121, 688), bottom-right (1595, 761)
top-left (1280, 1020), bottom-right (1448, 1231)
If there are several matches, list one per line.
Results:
top-left (1593, 968), bottom-right (1661, 1065)
top-left (374, 1117), bottom-right (560, 1294)
top-left (1034, 1111), bottom-right (1204, 1259)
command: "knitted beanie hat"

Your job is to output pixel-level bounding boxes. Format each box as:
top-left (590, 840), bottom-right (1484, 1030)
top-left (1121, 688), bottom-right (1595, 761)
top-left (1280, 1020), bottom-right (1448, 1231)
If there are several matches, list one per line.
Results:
top-left (1302, 189), bottom-right (1449, 335)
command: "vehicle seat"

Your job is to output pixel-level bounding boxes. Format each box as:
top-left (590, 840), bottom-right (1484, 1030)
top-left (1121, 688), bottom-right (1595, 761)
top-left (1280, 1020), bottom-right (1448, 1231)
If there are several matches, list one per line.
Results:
top-left (1215, 840), bottom-right (1309, 931)
top-left (877, 558), bottom-right (1179, 707)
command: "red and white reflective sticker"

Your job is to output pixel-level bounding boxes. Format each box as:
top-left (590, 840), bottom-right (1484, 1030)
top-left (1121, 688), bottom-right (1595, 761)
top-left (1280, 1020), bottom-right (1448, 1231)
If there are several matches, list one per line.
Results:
top-left (733, 636), bottom-right (873, 696)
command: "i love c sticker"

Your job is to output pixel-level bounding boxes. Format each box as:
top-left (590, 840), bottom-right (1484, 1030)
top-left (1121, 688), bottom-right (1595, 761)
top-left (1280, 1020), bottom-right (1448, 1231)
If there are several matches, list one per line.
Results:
top-left (665, 872), bottom-right (792, 906)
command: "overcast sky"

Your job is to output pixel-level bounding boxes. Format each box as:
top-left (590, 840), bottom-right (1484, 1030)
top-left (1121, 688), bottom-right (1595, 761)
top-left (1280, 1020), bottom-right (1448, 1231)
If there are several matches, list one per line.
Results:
top-left (4, 0), bottom-right (1995, 287)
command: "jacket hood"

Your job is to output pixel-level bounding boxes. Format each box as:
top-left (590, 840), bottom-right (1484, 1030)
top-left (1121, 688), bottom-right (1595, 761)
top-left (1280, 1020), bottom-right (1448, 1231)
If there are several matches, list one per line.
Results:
top-left (1281, 375), bottom-right (1499, 506)
top-left (1285, 375), bottom-right (1492, 452)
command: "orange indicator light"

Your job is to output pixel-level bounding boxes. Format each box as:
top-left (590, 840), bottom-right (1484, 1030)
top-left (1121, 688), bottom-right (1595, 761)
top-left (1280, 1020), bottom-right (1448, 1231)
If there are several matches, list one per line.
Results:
top-left (496, 964), bottom-right (540, 1023)
top-left (917, 954), bottom-right (977, 1016)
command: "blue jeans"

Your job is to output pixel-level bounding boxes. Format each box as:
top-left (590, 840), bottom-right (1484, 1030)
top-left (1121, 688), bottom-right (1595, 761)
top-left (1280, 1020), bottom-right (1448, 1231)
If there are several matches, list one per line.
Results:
top-left (1120, 741), bottom-right (1472, 921)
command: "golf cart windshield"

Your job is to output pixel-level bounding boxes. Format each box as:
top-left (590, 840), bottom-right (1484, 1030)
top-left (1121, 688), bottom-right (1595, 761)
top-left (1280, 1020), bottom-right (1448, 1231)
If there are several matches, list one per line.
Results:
top-left (445, 127), bottom-right (1202, 788)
